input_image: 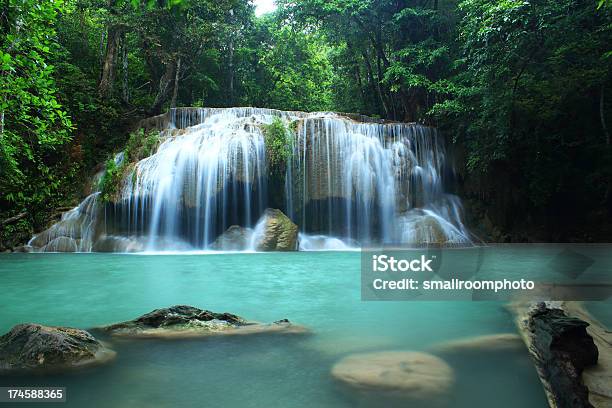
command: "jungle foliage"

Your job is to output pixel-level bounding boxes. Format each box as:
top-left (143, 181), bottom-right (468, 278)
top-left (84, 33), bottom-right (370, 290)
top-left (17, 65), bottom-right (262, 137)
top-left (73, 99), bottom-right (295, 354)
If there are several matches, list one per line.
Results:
top-left (0, 0), bottom-right (611, 243)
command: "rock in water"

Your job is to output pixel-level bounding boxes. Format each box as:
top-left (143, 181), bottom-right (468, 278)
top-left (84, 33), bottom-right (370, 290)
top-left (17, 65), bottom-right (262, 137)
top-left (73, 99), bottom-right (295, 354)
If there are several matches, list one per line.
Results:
top-left (102, 305), bottom-right (307, 338)
top-left (253, 209), bottom-right (298, 251)
top-left (331, 351), bottom-right (454, 402)
top-left (431, 333), bottom-right (524, 353)
top-left (210, 225), bottom-right (252, 251)
top-left (92, 235), bottom-right (144, 252)
top-left (526, 303), bottom-right (598, 408)
top-left (0, 324), bottom-right (115, 372)
top-left (42, 236), bottom-right (78, 252)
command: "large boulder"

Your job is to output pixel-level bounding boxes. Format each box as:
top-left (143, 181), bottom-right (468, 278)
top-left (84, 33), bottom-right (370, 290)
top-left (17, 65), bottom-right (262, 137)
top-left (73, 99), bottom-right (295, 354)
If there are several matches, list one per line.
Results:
top-left (331, 351), bottom-right (454, 402)
top-left (0, 324), bottom-right (115, 372)
top-left (101, 305), bottom-right (307, 338)
top-left (210, 226), bottom-right (252, 251)
top-left (253, 209), bottom-right (298, 251)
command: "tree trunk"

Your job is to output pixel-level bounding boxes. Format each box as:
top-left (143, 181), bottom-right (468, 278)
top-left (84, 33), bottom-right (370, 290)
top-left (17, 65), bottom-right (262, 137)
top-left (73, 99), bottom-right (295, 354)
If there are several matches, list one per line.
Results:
top-left (228, 36), bottom-right (234, 106)
top-left (355, 65), bottom-right (365, 106)
top-left (121, 34), bottom-right (129, 104)
top-left (602, 84), bottom-right (612, 214)
top-left (98, 30), bottom-right (106, 66)
top-left (171, 56), bottom-right (181, 109)
top-left (601, 84), bottom-right (610, 146)
top-left (1, 212), bottom-right (27, 226)
top-left (149, 58), bottom-right (176, 114)
top-left (362, 51), bottom-right (389, 117)
top-left (98, 24), bottom-right (123, 99)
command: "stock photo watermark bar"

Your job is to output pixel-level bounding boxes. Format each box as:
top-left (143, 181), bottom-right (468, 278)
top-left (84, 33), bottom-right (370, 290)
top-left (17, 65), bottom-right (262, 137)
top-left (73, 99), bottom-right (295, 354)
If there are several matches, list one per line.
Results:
top-left (361, 245), bottom-right (612, 301)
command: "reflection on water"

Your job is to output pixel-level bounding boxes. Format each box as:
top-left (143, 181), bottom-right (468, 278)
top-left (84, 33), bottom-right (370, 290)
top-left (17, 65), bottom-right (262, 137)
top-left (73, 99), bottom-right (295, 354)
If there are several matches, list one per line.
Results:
top-left (0, 246), bottom-right (609, 407)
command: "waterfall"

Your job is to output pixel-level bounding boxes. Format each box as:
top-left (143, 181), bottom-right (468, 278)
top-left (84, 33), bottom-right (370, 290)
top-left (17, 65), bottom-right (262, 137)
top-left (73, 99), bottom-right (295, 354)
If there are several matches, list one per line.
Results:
top-left (28, 193), bottom-right (100, 252)
top-left (286, 115), bottom-right (470, 245)
top-left (28, 107), bottom-right (471, 252)
top-left (116, 109), bottom-right (271, 250)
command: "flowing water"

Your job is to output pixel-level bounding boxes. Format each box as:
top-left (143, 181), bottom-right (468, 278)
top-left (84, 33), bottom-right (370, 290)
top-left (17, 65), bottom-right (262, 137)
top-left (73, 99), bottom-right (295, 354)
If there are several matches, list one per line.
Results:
top-left (2, 246), bottom-right (610, 408)
top-left (29, 107), bottom-right (471, 252)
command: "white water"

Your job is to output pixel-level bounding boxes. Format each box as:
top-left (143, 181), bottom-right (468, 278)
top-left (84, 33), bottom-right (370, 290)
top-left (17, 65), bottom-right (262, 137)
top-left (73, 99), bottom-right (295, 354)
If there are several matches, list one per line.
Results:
top-left (28, 193), bottom-right (100, 252)
top-left (298, 234), bottom-right (354, 251)
top-left (119, 110), bottom-right (270, 249)
top-left (286, 115), bottom-right (466, 245)
top-left (29, 107), bottom-right (471, 252)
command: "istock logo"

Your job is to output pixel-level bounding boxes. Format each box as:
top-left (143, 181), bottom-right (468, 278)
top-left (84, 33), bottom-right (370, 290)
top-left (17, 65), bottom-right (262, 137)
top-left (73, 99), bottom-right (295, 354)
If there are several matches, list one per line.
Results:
top-left (371, 254), bottom-right (435, 272)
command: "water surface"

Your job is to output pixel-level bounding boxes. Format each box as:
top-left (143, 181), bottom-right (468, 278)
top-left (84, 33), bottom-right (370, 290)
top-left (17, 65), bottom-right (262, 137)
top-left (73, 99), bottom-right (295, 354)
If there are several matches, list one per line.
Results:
top-left (1, 246), bottom-right (609, 407)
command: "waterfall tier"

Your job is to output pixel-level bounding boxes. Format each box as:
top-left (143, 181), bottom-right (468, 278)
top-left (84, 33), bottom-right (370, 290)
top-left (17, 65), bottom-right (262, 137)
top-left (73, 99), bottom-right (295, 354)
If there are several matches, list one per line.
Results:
top-left (30, 107), bottom-right (471, 252)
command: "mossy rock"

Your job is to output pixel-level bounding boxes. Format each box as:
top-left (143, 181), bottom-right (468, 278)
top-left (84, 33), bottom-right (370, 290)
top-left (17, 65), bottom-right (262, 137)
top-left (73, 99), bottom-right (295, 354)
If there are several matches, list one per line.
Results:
top-left (101, 305), bottom-right (308, 339)
top-left (254, 209), bottom-right (298, 251)
top-left (0, 324), bottom-right (115, 372)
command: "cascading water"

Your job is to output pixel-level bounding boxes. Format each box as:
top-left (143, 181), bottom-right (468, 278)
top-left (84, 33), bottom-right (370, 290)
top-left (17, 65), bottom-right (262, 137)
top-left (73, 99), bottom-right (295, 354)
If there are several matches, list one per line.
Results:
top-left (28, 107), bottom-right (471, 252)
top-left (27, 193), bottom-right (100, 252)
top-left (286, 116), bottom-right (467, 245)
top-left (117, 110), bottom-right (269, 249)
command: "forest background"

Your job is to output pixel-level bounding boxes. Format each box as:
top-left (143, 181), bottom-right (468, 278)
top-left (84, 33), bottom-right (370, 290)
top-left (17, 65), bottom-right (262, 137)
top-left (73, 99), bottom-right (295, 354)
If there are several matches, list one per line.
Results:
top-left (1, 0), bottom-right (611, 246)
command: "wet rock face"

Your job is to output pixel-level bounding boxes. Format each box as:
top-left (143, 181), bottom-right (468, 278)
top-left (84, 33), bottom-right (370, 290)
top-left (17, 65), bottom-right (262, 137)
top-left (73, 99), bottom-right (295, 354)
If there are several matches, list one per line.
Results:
top-left (0, 324), bottom-right (115, 372)
top-left (528, 304), bottom-right (598, 408)
top-left (28, 193), bottom-right (100, 252)
top-left (102, 305), bottom-right (307, 338)
top-left (91, 235), bottom-right (145, 252)
top-left (253, 209), bottom-right (298, 251)
top-left (42, 236), bottom-right (78, 252)
top-left (134, 305), bottom-right (244, 327)
top-left (210, 225), bottom-right (252, 251)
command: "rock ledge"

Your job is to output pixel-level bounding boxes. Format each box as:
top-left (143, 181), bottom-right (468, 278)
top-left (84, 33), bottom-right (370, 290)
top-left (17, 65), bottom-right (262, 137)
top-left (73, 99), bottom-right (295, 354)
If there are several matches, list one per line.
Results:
top-left (102, 305), bottom-right (307, 338)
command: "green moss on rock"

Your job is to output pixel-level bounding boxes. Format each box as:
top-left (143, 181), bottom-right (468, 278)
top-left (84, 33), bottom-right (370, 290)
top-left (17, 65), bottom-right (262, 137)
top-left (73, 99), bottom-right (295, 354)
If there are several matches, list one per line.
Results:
top-left (254, 208), bottom-right (298, 251)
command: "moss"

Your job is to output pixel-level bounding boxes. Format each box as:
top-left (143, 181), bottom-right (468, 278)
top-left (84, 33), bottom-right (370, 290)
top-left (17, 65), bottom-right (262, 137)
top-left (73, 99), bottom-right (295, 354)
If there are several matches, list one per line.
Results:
top-left (125, 128), bottom-right (160, 162)
top-left (98, 129), bottom-right (159, 203)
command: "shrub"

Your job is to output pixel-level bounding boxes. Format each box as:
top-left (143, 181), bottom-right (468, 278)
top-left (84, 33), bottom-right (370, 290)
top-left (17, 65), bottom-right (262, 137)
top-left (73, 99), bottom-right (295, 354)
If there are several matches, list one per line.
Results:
top-left (98, 158), bottom-right (124, 202)
top-left (261, 117), bottom-right (292, 174)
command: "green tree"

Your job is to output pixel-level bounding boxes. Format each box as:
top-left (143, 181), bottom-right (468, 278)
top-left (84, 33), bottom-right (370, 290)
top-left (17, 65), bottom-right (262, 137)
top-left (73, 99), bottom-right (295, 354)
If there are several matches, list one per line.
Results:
top-left (433, 0), bottom-right (612, 238)
top-left (0, 0), bottom-right (74, 214)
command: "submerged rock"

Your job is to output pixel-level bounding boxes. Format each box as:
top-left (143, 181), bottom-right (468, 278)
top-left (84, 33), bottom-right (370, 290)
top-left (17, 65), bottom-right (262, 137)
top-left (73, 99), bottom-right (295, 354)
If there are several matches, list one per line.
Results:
top-left (102, 305), bottom-right (307, 338)
top-left (0, 324), bottom-right (115, 372)
top-left (253, 209), bottom-right (298, 251)
top-left (331, 351), bottom-right (454, 401)
top-left (431, 333), bottom-right (524, 353)
top-left (210, 225), bottom-right (252, 251)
